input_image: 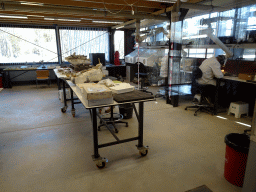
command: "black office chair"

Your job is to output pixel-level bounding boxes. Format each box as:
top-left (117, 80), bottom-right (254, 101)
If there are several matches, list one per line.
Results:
top-left (185, 67), bottom-right (215, 116)
top-left (134, 62), bottom-right (151, 93)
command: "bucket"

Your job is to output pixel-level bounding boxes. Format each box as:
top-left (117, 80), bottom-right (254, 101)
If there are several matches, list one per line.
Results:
top-left (224, 133), bottom-right (250, 187)
top-left (119, 103), bottom-right (133, 119)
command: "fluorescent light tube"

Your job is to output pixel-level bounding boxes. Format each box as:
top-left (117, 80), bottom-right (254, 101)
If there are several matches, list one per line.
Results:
top-left (44, 18), bottom-right (81, 22)
top-left (58, 19), bottom-right (81, 22)
top-left (0, 15), bottom-right (28, 19)
top-left (21, 2), bottom-right (44, 6)
top-left (92, 21), bottom-right (123, 24)
top-left (44, 18), bottom-right (55, 20)
top-left (27, 15), bottom-right (44, 18)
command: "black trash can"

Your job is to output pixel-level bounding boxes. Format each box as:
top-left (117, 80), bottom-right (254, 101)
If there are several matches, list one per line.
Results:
top-left (171, 95), bottom-right (179, 107)
top-left (224, 133), bottom-right (250, 187)
top-left (119, 103), bottom-right (133, 119)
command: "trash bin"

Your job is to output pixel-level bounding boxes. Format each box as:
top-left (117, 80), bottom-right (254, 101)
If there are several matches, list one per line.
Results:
top-left (224, 133), bottom-right (250, 187)
top-left (119, 103), bottom-right (133, 119)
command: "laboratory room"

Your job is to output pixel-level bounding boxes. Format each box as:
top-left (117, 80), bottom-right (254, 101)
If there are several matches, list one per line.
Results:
top-left (1, 0), bottom-right (256, 192)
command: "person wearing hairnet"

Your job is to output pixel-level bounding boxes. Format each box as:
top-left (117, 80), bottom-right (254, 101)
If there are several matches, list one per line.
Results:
top-left (197, 55), bottom-right (226, 105)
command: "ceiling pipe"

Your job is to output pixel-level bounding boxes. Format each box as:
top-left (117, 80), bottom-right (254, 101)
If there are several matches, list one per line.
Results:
top-left (0, 2), bottom-right (169, 21)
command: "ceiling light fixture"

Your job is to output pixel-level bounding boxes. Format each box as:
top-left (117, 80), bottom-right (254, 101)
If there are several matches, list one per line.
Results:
top-left (20, 2), bottom-right (44, 6)
top-left (0, 15), bottom-right (28, 19)
top-left (58, 19), bottom-right (81, 22)
top-left (44, 18), bottom-right (55, 21)
top-left (27, 15), bottom-right (44, 18)
top-left (92, 21), bottom-right (123, 24)
top-left (44, 18), bottom-right (81, 22)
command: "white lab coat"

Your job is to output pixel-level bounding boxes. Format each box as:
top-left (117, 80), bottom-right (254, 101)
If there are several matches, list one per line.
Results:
top-left (197, 57), bottom-right (223, 86)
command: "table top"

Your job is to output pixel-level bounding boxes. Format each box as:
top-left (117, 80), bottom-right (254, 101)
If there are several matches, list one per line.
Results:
top-left (66, 80), bottom-right (155, 109)
top-left (4, 66), bottom-right (55, 71)
top-left (53, 69), bottom-right (71, 80)
top-left (222, 76), bottom-right (256, 84)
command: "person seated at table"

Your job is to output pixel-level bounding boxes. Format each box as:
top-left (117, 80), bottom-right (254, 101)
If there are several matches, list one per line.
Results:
top-left (197, 55), bottom-right (226, 105)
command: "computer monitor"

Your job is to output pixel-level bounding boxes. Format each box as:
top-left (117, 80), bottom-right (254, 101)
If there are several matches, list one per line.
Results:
top-left (89, 53), bottom-right (105, 66)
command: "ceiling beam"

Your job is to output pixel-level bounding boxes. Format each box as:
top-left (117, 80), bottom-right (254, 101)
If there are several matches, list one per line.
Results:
top-left (0, 19), bottom-right (113, 27)
top-left (1, 2), bottom-right (169, 20)
top-left (0, 10), bottom-right (129, 22)
top-left (8, 0), bottom-right (168, 9)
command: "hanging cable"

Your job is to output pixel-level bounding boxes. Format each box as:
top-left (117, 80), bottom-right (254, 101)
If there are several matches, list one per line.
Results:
top-left (46, 31), bottom-right (109, 62)
top-left (101, 0), bottom-right (127, 15)
top-left (101, 0), bottom-right (140, 15)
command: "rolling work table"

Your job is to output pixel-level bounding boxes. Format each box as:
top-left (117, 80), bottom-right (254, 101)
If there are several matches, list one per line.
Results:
top-left (66, 80), bottom-right (155, 168)
top-left (54, 68), bottom-right (155, 168)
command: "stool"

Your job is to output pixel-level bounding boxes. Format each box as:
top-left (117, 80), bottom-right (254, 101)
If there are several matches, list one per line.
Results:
top-left (228, 102), bottom-right (249, 118)
top-left (98, 106), bottom-right (128, 133)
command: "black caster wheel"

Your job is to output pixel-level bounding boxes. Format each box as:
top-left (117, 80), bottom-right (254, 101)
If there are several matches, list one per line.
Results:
top-left (61, 107), bottom-right (66, 113)
top-left (126, 123), bottom-right (128, 127)
top-left (194, 113), bottom-right (197, 116)
top-left (98, 127), bottom-right (101, 131)
top-left (185, 108), bottom-right (187, 110)
top-left (96, 162), bottom-right (106, 169)
top-left (114, 129), bottom-right (119, 133)
top-left (139, 150), bottom-right (148, 157)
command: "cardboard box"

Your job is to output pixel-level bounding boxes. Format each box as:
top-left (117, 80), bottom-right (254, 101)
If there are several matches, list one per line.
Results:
top-left (82, 84), bottom-right (112, 100)
top-left (59, 89), bottom-right (71, 103)
top-left (238, 73), bottom-right (255, 81)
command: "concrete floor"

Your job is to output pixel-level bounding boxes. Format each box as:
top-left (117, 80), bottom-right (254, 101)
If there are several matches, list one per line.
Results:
top-left (0, 84), bottom-right (251, 192)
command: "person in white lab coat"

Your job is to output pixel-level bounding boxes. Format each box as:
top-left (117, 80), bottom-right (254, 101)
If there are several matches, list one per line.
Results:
top-left (197, 55), bottom-right (226, 104)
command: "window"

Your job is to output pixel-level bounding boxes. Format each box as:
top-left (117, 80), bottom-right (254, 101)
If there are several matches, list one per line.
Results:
top-left (206, 49), bottom-right (215, 58)
top-left (59, 27), bottom-right (109, 62)
top-left (243, 49), bottom-right (256, 60)
top-left (188, 49), bottom-right (206, 58)
top-left (218, 9), bottom-right (235, 37)
top-left (0, 26), bottom-right (57, 64)
top-left (114, 30), bottom-right (124, 59)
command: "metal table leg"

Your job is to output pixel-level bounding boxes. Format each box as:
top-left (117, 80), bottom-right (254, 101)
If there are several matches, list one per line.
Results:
top-left (91, 108), bottom-right (108, 168)
top-left (61, 79), bottom-right (67, 113)
top-left (136, 102), bottom-right (149, 156)
top-left (70, 88), bottom-right (75, 117)
top-left (57, 77), bottom-right (61, 90)
top-left (214, 78), bottom-right (221, 115)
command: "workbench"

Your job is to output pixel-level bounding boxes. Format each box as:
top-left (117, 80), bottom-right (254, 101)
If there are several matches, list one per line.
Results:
top-left (3, 66), bottom-right (55, 88)
top-left (67, 80), bottom-right (154, 168)
top-left (214, 76), bottom-right (256, 115)
top-left (54, 69), bottom-right (155, 168)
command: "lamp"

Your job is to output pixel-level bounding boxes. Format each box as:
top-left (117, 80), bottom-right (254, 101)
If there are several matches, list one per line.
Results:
top-left (201, 27), bottom-right (233, 66)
